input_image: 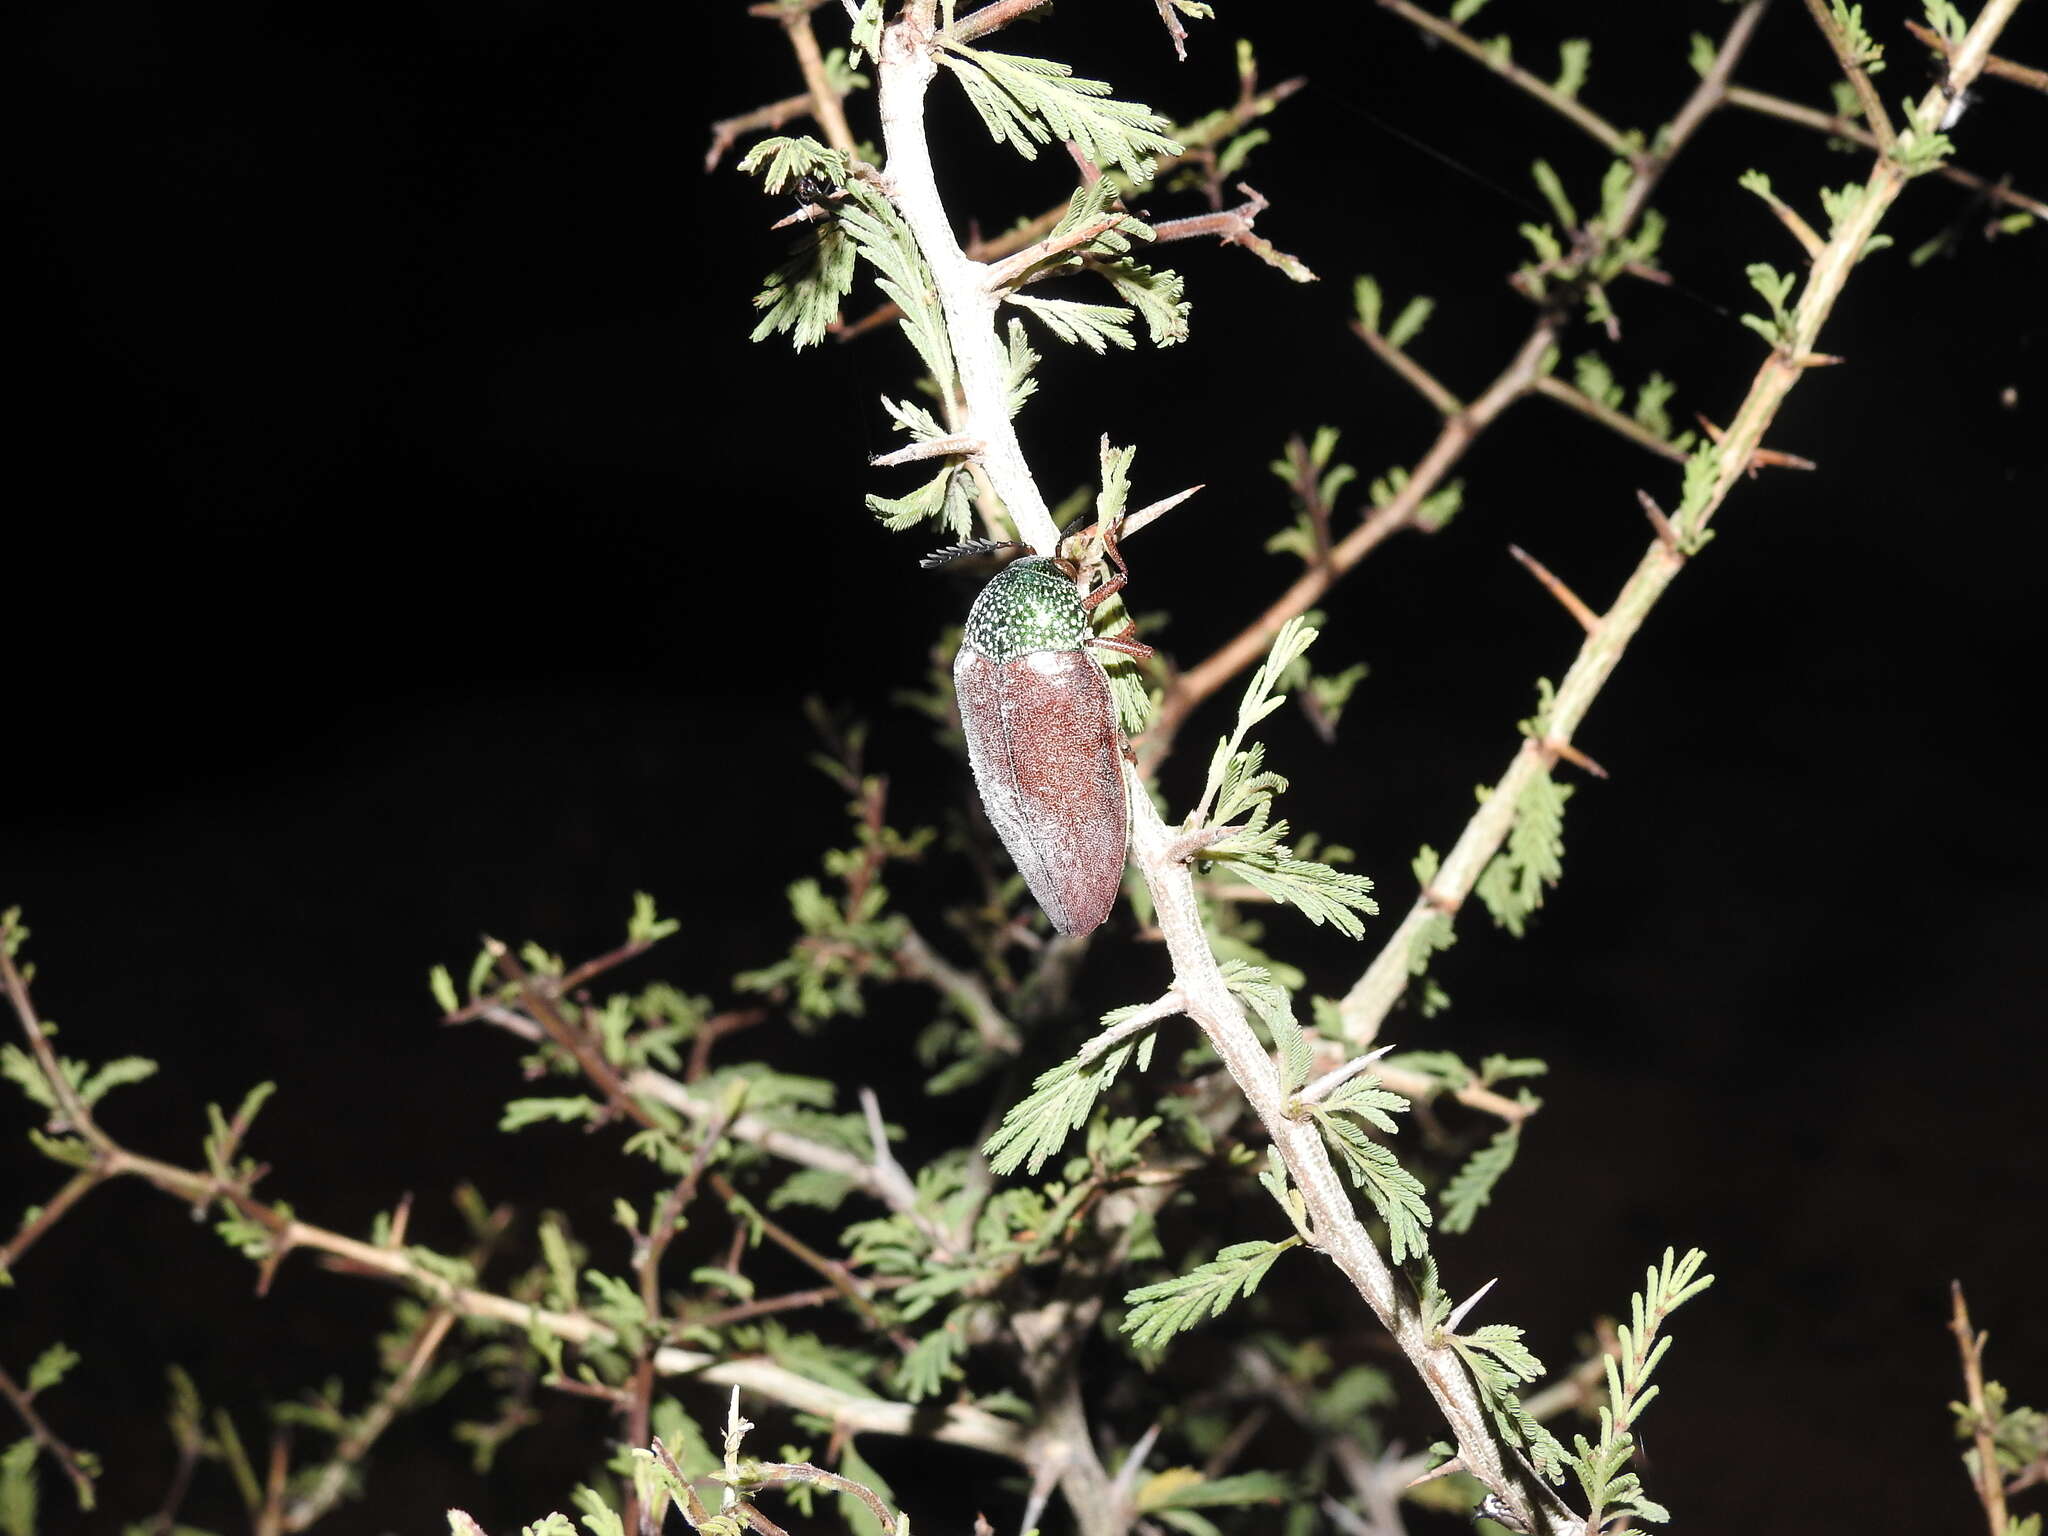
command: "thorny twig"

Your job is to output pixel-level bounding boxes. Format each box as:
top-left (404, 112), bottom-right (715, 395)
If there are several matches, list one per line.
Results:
top-left (1335, 0), bottom-right (2028, 1045)
top-left (1950, 1281), bottom-right (2010, 1536)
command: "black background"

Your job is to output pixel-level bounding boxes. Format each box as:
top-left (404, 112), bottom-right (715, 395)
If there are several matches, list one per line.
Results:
top-left (5, 1), bottom-right (2045, 1531)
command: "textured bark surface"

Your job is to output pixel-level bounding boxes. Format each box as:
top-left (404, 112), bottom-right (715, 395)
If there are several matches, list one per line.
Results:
top-left (954, 645), bottom-right (1127, 936)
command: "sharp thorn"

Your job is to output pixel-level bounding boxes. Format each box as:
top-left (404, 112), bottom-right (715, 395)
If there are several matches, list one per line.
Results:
top-left (1507, 545), bottom-right (1601, 634)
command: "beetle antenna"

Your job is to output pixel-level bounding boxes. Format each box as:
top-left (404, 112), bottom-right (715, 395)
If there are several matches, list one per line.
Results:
top-left (919, 538), bottom-right (1018, 570)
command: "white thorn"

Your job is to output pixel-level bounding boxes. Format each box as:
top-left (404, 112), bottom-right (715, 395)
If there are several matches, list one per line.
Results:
top-left (1296, 1043), bottom-right (1397, 1106)
top-left (1444, 1276), bottom-right (1500, 1335)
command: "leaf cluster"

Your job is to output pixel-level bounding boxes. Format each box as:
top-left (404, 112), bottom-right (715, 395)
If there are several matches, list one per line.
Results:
top-left (1192, 619), bottom-right (1379, 938)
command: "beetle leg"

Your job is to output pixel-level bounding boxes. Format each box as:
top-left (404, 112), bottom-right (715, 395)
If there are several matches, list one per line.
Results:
top-left (1076, 512), bottom-right (1137, 609)
top-left (1078, 571), bottom-right (1127, 612)
top-left (1087, 622), bottom-right (1154, 661)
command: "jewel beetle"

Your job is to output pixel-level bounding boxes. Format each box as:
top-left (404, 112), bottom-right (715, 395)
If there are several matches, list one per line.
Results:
top-left (926, 525), bottom-right (1152, 937)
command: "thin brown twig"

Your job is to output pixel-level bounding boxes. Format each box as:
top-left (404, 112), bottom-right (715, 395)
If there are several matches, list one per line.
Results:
top-left (490, 939), bottom-right (660, 1131)
top-left (894, 925), bottom-right (1022, 1054)
top-left (1530, 373), bottom-right (1691, 464)
top-left (0, 1167), bottom-right (103, 1278)
top-left (1802, 0), bottom-right (1896, 153)
top-left (0, 1360), bottom-right (97, 1510)
top-left (786, 8), bottom-right (857, 153)
top-left (1950, 1280), bottom-right (2010, 1536)
top-left (984, 215), bottom-right (1127, 289)
top-left (282, 1306), bottom-right (461, 1531)
top-left (1373, 0), bottom-right (1633, 156)
top-left (706, 1170), bottom-right (909, 1347)
top-left (0, 919), bottom-right (109, 1152)
top-left (256, 1429), bottom-right (290, 1536)
top-left (688, 1275), bottom-right (911, 1330)
top-left (753, 1462), bottom-right (902, 1532)
top-left (440, 932), bottom-right (662, 1026)
top-left (1138, 322), bottom-right (1560, 762)
top-left (1906, 18), bottom-right (2048, 93)
top-left (706, 90), bottom-right (818, 173)
top-left (1352, 321), bottom-right (1462, 417)
top-left (948, 0), bottom-right (1053, 46)
top-left (1722, 84), bottom-right (2048, 221)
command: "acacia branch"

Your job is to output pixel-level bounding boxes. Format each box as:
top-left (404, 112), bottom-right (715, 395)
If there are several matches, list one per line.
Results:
top-left (1127, 785), bottom-right (1574, 1534)
top-left (869, 13), bottom-right (1576, 1528)
top-left (1337, 0), bottom-right (2027, 1046)
top-left (1142, 2), bottom-right (1770, 766)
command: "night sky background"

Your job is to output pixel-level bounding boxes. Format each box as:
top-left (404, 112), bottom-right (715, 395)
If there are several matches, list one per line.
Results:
top-left (6, 1), bottom-right (2046, 1531)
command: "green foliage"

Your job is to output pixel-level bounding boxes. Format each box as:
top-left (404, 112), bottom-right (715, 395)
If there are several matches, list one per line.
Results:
top-left (1829, 1), bottom-right (1884, 73)
top-left (1634, 371), bottom-right (1683, 442)
top-left (1688, 31), bottom-right (1716, 78)
top-left (1386, 294), bottom-right (1435, 352)
top-left (1194, 620), bottom-right (1379, 937)
top-left (1451, 1321), bottom-right (1568, 1482)
top-left (1473, 762), bottom-right (1573, 938)
top-left (982, 1004), bottom-right (1164, 1176)
top-left (1564, 1248), bottom-right (1715, 1526)
top-left (501, 1096), bottom-right (597, 1133)
top-left (1739, 260), bottom-right (1798, 348)
top-left (935, 43), bottom-right (1183, 180)
top-left (0, 1439), bottom-right (36, 1536)
top-left (1367, 462), bottom-right (1462, 531)
top-left (1136, 1467), bottom-right (1293, 1513)
top-left (1299, 1075), bottom-right (1430, 1263)
top-left (1923, 0), bottom-right (1967, 45)
top-left (1123, 1238), bottom-right (1299, 1351)
top-left (893, 1312), bottom-right (968, 1402)
top-left (1222, 960), bottom-right (1312, 1095)
top-left (2, 1040), bottom-right (157, 1116)
top-left (1573, 351), bottom-right (1623, 411)
top-left (1100, 257), bottom-right (1192, 348)
top-left (0, 1343), bottom-right (100, 1519)
top-left (24, 1344), bottom-right (79, 1396)
top-left (1011, 180), bottom-right (1191, 348)
top-left (1953, 1374), bottom-right (2048, 1492)
top-left (1553, 39), bottom-right (1591, 102)
top-left (741, 141), bottom-right (860, 352)
top-left (1438, 1125), bottom-right (1520, 1235)
top-left (1531, 159), bottom-right (1578, 232)
top-left (1005, 293), bottom-right (1139, 353)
